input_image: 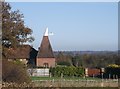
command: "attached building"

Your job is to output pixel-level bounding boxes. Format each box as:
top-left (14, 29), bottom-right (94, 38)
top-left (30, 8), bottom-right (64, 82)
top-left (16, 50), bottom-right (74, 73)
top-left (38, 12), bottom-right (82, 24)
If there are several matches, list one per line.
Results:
top-left (4, 45), bottom-right (37, 66)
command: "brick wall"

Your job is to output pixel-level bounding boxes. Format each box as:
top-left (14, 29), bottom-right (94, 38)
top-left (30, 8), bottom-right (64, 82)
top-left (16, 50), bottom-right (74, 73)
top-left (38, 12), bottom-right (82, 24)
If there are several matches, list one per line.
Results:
top-left (36, 58), bottom-right (55, 67)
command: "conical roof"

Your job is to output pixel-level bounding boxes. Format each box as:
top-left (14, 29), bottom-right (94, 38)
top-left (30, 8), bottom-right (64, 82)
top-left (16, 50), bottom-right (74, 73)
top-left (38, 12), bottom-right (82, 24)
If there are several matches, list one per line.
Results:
top-left (37, 28), bottom-right (54, 58)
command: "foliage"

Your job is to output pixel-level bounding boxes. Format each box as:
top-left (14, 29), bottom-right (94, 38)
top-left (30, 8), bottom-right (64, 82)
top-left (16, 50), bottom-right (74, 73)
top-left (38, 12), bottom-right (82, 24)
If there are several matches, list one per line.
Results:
top-left (115, 56), bottom-right (120, 65)
top-left (107, 64), bottom-right (120, 68)
top-left (2, 2), bottom-right (34, 49)
top-left (71, 55), bottom-right (83, 67)
top-left (56, 52), bottom-right (72, 66)
top-left (50, 66), bottom-right (84, 77)
top-left (105, 66), bottom-right (120, 78)
top-left (57, 61), bottom-right (71, 66)
top-left (2, 59), bottom-right (31, 84)
top-left (55, 51), bottom-right (118, 68)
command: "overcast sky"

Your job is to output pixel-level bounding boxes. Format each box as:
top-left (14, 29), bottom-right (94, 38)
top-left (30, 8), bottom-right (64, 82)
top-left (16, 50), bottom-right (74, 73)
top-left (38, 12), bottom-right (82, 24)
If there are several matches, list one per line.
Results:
top-left (9, 2), bottom-right (118, 51)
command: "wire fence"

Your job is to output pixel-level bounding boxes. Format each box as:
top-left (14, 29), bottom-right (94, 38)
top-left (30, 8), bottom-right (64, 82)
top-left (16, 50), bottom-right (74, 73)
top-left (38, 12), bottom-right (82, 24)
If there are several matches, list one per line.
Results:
top-left (2, 79), bottom-right (119, 88)
top-left (32, 79), bottom-right (119, 87)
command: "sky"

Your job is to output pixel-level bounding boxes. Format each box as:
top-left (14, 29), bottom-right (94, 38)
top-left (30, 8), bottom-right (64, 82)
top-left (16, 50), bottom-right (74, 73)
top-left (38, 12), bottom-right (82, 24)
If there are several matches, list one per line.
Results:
top-left (9, 2), bottom-right (118, 51)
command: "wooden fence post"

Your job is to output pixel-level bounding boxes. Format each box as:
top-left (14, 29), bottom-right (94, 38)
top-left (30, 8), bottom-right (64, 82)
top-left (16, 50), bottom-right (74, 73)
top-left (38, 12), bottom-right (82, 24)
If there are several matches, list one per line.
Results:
top-left (118, 78), bottom-right (120, 89)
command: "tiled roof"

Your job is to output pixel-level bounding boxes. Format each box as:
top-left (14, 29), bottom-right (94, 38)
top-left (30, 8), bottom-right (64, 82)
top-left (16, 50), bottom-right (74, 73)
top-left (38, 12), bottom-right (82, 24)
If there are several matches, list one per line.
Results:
top-left (5, 45), bottom-right (31, 59)
top-left (37, 36), bottom-right (54, 58)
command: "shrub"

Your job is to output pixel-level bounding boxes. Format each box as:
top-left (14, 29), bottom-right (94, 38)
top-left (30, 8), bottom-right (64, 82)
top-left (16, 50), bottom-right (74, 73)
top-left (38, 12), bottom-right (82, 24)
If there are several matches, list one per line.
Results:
top-left (50, 66), bottom-right (84, 77)
top-left (105, 66), bottom-right (120, 78)
top-left (2, 59), bottom-right (31, 84)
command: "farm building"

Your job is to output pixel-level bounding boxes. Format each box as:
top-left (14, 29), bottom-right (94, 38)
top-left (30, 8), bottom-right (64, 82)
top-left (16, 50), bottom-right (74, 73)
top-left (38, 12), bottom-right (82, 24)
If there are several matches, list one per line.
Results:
top-left (4, 45), bottom-right (37, 66)
top-left (3, 28), bottom-right (56, 68)
top-left (36, 28), bottom-right (56, 67)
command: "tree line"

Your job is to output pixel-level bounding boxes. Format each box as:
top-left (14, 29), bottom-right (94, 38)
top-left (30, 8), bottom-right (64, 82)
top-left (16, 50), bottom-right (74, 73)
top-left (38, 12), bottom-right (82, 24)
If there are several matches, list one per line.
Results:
top-left (55, 51), bottom-right (119, 68)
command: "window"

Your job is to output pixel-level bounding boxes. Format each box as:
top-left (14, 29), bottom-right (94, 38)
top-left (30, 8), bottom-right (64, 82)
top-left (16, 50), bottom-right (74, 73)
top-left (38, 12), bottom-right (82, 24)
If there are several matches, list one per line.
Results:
top-left (43, 63), bottom-right (49, 68)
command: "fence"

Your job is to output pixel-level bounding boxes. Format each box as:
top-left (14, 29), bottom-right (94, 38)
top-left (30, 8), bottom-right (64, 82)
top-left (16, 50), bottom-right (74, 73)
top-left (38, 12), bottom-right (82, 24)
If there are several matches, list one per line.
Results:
top-left (32, 79), bottom-right (119, 87)
top-left (2, 79), bottom-right (119, 88)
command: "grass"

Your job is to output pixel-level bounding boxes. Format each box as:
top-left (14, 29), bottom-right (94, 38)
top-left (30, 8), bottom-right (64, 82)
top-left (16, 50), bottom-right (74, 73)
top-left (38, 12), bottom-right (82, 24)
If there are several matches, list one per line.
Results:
top-left (31, 76), bottom-right (101, 81)
top-left (30, 76), bottom-right (118, 87)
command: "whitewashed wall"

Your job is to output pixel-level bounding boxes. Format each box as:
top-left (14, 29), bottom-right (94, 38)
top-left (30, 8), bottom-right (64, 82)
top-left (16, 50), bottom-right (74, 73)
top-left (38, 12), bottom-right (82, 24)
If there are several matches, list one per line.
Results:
top-left (27, 68), bottom-right (49, 77)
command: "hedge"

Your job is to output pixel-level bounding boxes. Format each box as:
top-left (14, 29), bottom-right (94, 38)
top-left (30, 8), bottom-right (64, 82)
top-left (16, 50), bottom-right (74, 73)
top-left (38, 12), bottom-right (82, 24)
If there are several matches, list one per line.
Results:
top-left (105, 67), bottom-right (120, 78)
top-left (50, 66), bottom-right (84, 77)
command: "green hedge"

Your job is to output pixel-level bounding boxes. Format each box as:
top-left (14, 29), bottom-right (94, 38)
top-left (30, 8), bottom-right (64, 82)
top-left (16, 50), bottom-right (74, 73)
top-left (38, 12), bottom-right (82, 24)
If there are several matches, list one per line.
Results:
top-left (105, 67), bottom-right (120, 78)
top-left (50, 66), bottom-right (84, 77)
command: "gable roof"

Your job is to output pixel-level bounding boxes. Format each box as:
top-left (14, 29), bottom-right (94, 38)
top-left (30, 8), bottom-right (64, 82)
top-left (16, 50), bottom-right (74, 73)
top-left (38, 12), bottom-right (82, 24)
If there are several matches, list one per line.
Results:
top-left (37, 36), bottom-right (54, 58)
top-left (5, 45), bottom-right (31, 59)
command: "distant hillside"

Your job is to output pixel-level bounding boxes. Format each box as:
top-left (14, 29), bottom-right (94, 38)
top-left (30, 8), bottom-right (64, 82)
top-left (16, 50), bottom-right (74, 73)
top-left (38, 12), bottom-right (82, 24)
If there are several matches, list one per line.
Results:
top-left (54, 51), bottom-right (118, 56)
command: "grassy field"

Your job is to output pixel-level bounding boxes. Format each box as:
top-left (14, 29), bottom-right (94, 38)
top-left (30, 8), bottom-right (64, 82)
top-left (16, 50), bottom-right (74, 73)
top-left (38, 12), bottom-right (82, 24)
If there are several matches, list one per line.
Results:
top-left (30, 76), bottom-right (118, 87)
top-left (31, 76), bottom-right (101, 81)
top-left (2, 77), bottom-right (119, 88)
